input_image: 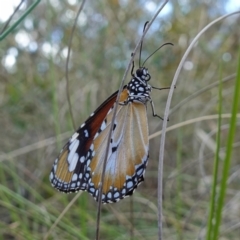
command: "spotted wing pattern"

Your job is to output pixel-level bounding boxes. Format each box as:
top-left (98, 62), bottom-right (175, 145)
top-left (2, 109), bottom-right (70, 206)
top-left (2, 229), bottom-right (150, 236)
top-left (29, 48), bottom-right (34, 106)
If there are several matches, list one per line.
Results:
top-left (50, 67), bottom-right (153, 203)
top-left (50, 90), bottom-right (119, 192)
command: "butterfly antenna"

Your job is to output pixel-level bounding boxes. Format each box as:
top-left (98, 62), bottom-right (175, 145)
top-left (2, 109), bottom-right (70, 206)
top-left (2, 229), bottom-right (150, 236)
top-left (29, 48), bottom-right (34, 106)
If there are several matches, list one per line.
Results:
top-left (131, 53), bottom-right (135, 76)
top-left (139, 21), bottom-right (149, 67)
top-left (142, 42), bottom-right (174, 66)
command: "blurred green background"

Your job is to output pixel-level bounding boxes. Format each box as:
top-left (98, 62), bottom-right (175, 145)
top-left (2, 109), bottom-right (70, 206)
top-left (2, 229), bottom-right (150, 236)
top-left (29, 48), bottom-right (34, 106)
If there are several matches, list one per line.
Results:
top-left (0, 0), bottom-right (240, 239)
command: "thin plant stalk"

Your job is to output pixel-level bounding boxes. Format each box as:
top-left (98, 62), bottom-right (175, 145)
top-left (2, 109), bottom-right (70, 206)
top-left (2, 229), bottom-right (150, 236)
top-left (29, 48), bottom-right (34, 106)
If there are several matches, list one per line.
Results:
top-left (0, 0), bottom-right (41, 41)
top-left (206, 64), bottom-right (223, 240)
top-left (0, 0), bottom-right (25, 35)
top-left (212, 50), bottom-right (240, 240)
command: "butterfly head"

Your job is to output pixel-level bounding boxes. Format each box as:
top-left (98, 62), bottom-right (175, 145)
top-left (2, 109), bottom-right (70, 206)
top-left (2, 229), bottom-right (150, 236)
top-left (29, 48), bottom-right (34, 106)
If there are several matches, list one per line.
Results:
top-left (135, 67), bottom-right (151, 82)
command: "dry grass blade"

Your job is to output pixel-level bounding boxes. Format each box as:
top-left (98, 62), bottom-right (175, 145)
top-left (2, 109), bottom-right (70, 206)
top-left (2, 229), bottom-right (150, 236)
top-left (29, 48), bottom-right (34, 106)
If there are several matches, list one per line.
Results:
top-left (150, 113), bottom-right (240, 140)
top-left (170, 74), bottom-right (236, 115)
top-left (65, 0), bottom-right (87, 130)
top-left (108, 205), bottom-right (145, 240)
top-left (0, 132), bottom-right (71, 162)
top-left (44, 192), bottom-right (82, 240)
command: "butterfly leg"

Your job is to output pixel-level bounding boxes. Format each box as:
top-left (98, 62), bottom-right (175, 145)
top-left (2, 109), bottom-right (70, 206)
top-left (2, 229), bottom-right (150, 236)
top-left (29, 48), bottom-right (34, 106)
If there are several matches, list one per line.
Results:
top-left (149, 98), bottom-right (167, 121)
top-left (152, 85), bottom-right (176, 91)
top-left (152, 86), bottom-right (169, 90)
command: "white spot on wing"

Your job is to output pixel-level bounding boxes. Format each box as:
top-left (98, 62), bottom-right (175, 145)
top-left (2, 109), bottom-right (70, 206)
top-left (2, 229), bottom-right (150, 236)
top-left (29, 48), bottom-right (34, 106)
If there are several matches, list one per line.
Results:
top-left (100, 120), bottom-right (107, 131)
top-left (80, 156), bottom-right (85, 163)
top-left (69, 153), bottom-right (79, 172)
top-left (107, 192), bottom-right (112, 199)
top-left (84, 129), bottom-right (89, 137)
top-left (53, 164), bottom-right (57, 172)
top-left (90, 144), bottom-right (94, 151)
top-left (72, 173), bottom-right (78, 181)
top-left (114, 192), bottom-right (119, 198)
top-left (93, 132), bottom-right (99, 140)
top-left (107, 108), bottom-right (113, 115)
top-left (126, 175), bottom-right (131, 180)
top-left (137, 168), bottom-right (143, 176)
top-left (126, 181), bottom-right (133, 189)
top-left (69, 139), bottom-right (79, 152)
top-left (70, 132), bottom-right (79, 142)
top-left (50, 172), bottom-right (53, 180)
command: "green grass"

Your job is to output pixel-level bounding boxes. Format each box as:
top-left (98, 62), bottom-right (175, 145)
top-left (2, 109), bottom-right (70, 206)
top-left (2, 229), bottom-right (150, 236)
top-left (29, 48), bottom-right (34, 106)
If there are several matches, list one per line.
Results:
top-left (206, 62), bottom-right (223, 240)
top-left (212, 49), bottom-right (240, 240)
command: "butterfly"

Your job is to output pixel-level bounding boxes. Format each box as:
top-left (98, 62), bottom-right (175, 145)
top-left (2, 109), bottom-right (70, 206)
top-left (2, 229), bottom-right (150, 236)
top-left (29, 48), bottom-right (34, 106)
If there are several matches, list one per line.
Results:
top-left (49, 43), bottom-right (172, 203)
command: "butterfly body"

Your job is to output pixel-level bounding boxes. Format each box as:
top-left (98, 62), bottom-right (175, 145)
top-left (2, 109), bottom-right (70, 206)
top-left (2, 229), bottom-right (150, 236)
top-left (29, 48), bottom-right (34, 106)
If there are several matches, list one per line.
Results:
top-left (50, 67), bottom-right (153, 203)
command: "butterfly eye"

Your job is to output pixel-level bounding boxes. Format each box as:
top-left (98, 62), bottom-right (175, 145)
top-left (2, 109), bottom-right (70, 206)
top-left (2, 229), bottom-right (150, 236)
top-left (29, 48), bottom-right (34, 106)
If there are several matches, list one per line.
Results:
top-left (136, 68), bottom-right (143, 77)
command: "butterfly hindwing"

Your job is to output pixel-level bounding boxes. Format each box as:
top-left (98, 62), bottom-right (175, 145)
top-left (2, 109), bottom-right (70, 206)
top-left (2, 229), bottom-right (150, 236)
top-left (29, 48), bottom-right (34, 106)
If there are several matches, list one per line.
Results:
top-left (88, 90), bottom-right (149, 203)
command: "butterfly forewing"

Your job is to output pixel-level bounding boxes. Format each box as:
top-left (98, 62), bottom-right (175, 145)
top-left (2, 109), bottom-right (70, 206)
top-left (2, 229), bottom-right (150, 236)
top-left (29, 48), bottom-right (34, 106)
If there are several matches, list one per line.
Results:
top-left (50, 90), bottom-right (120, 193)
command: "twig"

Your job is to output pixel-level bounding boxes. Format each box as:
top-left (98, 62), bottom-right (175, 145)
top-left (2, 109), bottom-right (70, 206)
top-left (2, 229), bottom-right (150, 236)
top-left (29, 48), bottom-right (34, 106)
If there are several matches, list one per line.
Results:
top-left (65, 0), bottom-right (87, 130)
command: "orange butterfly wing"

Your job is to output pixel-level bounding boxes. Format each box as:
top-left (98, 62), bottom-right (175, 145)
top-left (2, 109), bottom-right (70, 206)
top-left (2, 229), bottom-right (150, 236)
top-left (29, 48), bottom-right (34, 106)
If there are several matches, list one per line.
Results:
top-left (50, 88), bottom-right (122, 193)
